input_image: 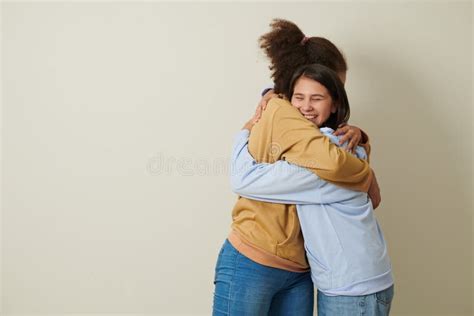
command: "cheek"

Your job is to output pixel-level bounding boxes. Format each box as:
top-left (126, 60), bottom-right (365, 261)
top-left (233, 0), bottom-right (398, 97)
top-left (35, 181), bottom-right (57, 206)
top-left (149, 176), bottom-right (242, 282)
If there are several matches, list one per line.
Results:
top-left (318, 102), bottom-right (334, 114)
top-left (291, 100), bottom-right (302, 109)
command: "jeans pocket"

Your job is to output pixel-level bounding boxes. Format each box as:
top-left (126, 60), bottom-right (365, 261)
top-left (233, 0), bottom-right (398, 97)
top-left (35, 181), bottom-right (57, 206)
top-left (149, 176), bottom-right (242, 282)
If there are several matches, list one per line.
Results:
top-left (376, 284), bottom-right (394, 306)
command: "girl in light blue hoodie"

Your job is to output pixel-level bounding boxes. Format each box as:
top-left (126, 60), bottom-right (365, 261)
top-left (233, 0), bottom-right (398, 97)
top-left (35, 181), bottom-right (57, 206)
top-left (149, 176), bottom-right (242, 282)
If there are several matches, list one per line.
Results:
top-left (232, 63), bottom-right (395, 315)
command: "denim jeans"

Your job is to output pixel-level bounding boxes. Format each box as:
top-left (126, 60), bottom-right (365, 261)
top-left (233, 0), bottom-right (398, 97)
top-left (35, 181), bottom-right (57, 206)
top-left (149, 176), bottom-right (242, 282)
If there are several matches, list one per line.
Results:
top-left (317, 284), bottom-right (395, 316)
top-left (212, 239), bottom-right (314, 315)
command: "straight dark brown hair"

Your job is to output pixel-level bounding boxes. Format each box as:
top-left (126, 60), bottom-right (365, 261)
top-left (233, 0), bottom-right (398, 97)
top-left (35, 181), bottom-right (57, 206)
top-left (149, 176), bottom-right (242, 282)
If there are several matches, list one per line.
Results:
top-left (289, 63), bottom-right (350, 130)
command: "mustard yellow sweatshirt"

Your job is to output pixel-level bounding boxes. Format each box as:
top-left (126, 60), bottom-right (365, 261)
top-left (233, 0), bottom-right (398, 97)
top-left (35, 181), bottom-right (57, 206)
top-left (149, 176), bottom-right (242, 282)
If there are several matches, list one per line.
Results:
top-left (228, 97), bottom-right (373, 272)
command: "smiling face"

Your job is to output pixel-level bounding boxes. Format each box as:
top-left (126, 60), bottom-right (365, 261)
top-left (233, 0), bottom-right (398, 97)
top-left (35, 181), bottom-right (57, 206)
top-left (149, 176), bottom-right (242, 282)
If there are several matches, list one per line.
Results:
top-left (290, 75), bottom-right (337, 127)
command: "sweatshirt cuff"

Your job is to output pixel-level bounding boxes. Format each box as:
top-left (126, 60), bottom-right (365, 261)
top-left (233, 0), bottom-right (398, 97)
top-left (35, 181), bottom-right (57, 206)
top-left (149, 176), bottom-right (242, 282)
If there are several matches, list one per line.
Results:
top-left (236, 129), bottom-right (250, 139)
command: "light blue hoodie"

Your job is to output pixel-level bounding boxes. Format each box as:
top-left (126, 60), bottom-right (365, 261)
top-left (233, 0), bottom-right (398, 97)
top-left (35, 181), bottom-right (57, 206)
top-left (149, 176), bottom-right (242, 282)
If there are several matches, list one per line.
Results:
top-left (230, 128), bottom-right (394, 296)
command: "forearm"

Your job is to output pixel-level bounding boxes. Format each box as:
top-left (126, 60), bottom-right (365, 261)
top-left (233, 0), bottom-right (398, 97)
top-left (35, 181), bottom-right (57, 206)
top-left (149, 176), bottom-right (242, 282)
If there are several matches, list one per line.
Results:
top-left (280, 133), bottom-right (373, 192)
top-left (270, 100), bottom-right (373, 192)
top-left (231, 130), bottom-right (360, 204)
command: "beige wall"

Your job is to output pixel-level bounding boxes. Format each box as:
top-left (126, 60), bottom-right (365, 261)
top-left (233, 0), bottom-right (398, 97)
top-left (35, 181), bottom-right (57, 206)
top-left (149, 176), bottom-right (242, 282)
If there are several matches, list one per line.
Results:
top-left (1, 1), bottom-right (472, 315)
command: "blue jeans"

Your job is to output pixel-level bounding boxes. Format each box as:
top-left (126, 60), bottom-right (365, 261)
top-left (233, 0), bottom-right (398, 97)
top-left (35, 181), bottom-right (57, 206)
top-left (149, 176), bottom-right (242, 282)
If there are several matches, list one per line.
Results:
top-left (317, 284), bottom-right (395, 316)
top-left (212, 239), bottom-right (314, 315)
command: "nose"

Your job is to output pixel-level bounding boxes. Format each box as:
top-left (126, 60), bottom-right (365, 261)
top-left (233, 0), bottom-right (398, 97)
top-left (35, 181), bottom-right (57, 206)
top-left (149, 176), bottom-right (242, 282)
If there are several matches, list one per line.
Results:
top-left (301, 100), bottom-right (313, 112)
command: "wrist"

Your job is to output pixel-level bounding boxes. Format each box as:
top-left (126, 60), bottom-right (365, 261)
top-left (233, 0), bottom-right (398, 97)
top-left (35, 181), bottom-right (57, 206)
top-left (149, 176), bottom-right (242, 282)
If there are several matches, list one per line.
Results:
top-left (242, 121), bottom-right (253, 131)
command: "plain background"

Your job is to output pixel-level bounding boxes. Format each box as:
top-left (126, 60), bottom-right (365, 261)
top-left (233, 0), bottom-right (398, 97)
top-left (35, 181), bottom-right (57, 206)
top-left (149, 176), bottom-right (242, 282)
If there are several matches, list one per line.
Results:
top-left (1, 1), bottom-right (472, 315)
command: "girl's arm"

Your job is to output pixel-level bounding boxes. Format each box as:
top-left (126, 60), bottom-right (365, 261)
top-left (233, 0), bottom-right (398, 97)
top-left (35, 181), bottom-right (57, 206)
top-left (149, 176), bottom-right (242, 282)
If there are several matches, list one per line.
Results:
top-left (231, 129), bottom-right (363, 204)
top-left (250, 97), bottom-right (374, 193)
top-left (260, 88), bottom-right (372, 160)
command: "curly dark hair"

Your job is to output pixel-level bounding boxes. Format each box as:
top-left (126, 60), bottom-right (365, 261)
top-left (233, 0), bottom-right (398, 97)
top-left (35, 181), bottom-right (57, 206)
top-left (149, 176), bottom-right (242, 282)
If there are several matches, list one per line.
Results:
top-left (259, 18), bottom-right (348, 98)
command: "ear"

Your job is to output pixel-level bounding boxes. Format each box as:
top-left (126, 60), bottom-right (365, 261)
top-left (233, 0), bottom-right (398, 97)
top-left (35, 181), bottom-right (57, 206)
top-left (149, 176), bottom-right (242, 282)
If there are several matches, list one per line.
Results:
top-left (331, 102), bottom-right (338, 114)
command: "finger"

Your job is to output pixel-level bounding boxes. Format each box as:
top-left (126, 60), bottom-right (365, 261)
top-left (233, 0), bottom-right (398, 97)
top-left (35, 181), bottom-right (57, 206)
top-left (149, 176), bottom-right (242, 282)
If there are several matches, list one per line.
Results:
top-left (254, 108), bottom-right (262, 119)
top-left (346, 136), bottom-right (359, 153)
top-left (255, 104), bottom-right (263, 117)
top-left (336, 123), bottom-right (348, 132)
top-left (333, 127), bottom-right (343, 135)
top-left (253, 107), bottom-right (262, 122)
top-left (333, 125), bottom-right (350, 136)
top-left (338, 130), bottom-right (352, 145)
